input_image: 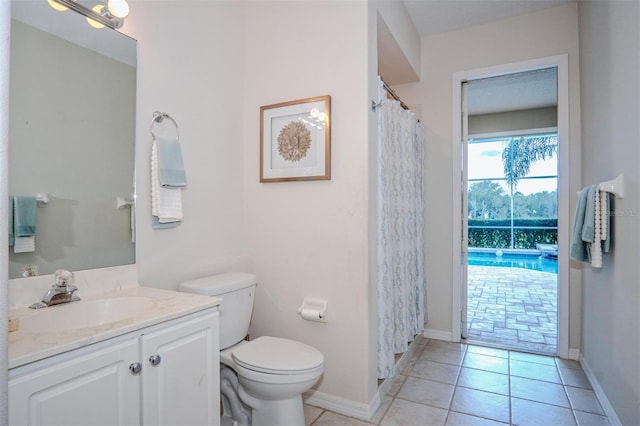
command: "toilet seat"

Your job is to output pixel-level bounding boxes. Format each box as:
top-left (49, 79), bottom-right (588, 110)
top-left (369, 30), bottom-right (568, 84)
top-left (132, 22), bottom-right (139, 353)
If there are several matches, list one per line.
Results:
top-left (231, 336), bottom-right (324, 375)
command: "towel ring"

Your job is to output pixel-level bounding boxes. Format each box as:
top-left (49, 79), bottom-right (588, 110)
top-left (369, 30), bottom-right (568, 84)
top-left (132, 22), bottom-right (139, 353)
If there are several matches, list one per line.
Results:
top-left (150, 111), bottom-right (180, 141)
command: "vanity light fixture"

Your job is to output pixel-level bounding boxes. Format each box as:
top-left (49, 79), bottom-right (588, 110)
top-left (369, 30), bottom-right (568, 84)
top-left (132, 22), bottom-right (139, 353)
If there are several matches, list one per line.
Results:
top-left (49, 0), bottom-right (130, 29)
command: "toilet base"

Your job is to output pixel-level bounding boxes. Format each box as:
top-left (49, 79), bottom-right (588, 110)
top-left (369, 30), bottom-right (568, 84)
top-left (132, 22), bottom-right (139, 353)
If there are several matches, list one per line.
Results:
top-left (238, 386), bottom-right (305, 426)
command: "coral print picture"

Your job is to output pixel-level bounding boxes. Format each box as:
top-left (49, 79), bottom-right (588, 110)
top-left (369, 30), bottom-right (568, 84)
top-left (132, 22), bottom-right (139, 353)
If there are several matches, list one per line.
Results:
top-left (260, 95), bottom-right (331, 182)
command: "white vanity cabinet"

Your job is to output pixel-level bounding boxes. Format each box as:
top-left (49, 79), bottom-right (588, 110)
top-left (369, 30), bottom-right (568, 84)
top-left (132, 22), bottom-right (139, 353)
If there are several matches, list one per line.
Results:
top-left (9, 309), bottom-right (220, 426)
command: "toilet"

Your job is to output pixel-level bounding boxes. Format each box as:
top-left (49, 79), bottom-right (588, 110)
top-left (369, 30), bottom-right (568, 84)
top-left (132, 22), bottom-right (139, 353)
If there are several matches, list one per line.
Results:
top-left (179, 272), bottom-right (324, 426)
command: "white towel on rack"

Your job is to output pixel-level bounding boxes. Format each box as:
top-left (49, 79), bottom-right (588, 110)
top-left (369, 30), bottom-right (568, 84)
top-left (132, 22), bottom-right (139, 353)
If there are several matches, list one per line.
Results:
top-left (151, 140), bottom-right (183, 225)
top-left (591, 190), bottom-right (603, 268)
top-left (13, 236), bottom-right (35, 253)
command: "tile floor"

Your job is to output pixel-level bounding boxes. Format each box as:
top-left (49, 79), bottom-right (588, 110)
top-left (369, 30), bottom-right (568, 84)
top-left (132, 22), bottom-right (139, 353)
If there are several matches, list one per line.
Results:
top-left (304, 338), bottom-right (609, 426)
top-left (467, 265), bottom-right (558, 355)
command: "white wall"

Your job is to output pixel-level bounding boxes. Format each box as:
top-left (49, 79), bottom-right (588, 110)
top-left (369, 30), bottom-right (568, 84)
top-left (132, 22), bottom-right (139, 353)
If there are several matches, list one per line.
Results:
top-left (122, 1), bottom-right (250, 291)
top-left (394, 3), bottom-right (583, 350)
top-left (242, 0), bottom-right (376, 407)
top-left (1, 2), bottom-right (11, 423)
top-left (578, 1), bottom-right (640, 424)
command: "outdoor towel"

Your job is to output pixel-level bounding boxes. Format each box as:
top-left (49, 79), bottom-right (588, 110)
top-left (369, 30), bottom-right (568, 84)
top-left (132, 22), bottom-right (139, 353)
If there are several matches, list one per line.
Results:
top-left (570, 187), bottom-right (590, 262)
top-left (8, 196), bottom-right (14, 246)
top-left (151, 139), bottom-right (182, 229)
top-left (156, 136), bottom-right (187, 188)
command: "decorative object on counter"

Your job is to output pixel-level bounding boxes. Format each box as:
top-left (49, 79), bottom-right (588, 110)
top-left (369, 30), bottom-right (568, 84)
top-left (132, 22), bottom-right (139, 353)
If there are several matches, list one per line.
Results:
top-left (48, 0), bottom-right (130, 29)
top-left (260, 95), bottom-right (331, 182)
top-left (150, 111), bottom-right (186, 229)
top-left (21, 264), bottom-right (39, 278)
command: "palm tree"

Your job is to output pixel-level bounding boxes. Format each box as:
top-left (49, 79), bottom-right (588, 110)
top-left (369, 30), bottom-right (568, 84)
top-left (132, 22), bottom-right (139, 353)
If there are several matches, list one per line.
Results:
top-left (502, 136), bottom-right (558, 188)
top-left (501, 135), bottom-right (557, 247)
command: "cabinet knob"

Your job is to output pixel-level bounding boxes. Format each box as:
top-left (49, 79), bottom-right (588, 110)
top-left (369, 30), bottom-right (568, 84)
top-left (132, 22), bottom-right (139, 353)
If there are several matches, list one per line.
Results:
top-left (129, 362), bottom-right (142, 375)
top-left (149, 354), bottom-right (162, 366)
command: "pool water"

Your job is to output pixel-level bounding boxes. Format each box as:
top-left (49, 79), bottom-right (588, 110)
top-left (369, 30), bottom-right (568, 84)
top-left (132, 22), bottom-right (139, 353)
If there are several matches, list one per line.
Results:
top-left (468, 252), bottom-right (558, 274)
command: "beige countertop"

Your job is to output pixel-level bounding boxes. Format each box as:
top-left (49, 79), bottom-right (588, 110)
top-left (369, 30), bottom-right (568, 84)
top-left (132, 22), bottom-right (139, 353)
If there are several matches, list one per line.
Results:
top-left (9, 286), bottom-right (221, 369)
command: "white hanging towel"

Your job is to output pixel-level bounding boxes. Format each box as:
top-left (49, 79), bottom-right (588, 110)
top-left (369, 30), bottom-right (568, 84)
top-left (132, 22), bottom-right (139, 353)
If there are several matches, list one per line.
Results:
top-left (591, 189), bottom-right (603, 268)
top-left (151, 139), bottom-right (183, 227)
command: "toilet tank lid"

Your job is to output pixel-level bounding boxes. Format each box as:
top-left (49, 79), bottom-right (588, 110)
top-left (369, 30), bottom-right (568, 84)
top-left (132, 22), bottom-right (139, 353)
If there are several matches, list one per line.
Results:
top-left (179, 272), bottom-right (257, 296)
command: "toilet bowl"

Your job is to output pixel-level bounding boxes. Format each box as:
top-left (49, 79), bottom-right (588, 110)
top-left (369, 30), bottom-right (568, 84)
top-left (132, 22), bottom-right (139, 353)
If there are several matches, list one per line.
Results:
top-left (179, 273), bottom-right (324, 426)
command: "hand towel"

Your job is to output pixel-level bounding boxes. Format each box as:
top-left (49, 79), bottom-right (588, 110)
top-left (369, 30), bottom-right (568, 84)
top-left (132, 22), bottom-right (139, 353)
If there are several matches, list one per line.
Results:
top-left (591, 189), bottom-right (602, 268)
top-left (13, 196), bottom-right (37, 253)
top-left (14, 196), bottom-right (37, 236)
top-left (581, 185), bottom-right (597, 244)
top-left (601, 191), bottom-right (611, 253)
top-left (570, 187), bottom-right (590, 262)
top-left (151, 140), bottom-right (182, 229)
top-left (156, 136), bottom-right (187, 188)
top-left (8, 196), bottom-right (14, 246)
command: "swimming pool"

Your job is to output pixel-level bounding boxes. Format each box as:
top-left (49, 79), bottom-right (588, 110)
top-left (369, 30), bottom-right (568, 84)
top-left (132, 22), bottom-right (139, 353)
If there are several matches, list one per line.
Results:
top-left (468, 251), bottom-right (558, 274)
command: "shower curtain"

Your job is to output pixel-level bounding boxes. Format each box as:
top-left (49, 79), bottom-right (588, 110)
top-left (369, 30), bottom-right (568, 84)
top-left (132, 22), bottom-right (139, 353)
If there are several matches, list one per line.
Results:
top-left (376, 77), bottom-right (426, 379)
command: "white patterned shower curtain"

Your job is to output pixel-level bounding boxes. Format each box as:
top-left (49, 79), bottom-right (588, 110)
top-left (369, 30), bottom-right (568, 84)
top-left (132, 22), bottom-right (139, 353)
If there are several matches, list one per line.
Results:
top-left (377, 77), bottom-right (426, 379)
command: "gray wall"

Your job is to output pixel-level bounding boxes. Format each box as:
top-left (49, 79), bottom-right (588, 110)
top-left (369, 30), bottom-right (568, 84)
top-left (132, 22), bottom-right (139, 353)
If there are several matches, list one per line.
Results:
top-left (578, 1), bottom-right (640, 424)
top-left (8, 21), bottom-right (135, 278)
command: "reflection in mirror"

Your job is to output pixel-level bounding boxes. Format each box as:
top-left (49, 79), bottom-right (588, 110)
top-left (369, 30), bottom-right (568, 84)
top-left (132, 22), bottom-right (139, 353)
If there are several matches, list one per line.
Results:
top-left (8, 0), bottom-right (136, 279)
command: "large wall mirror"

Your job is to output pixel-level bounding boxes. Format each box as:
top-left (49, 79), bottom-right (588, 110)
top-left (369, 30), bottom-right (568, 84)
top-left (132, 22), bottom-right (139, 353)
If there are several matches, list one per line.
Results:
top-left (9, 0), bottom-right (136, 279)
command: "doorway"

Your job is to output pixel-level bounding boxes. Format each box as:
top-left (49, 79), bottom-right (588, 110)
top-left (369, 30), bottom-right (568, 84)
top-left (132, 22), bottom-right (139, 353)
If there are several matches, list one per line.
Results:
top-left (452, 56), bottom-right (570, 358)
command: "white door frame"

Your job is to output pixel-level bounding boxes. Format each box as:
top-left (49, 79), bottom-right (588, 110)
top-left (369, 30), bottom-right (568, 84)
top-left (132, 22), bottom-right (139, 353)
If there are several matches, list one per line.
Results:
top-left (451, 54), bottom-right (570, 359)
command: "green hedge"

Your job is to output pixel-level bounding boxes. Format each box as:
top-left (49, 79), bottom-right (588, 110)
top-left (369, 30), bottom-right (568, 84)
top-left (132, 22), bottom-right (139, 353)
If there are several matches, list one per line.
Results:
top-left (468, 219), bottom-right (558, 249)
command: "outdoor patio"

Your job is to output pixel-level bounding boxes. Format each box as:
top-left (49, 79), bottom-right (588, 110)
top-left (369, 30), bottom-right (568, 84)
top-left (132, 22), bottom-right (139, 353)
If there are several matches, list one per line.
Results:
top-left (466, 265), bottom-right (558, 355)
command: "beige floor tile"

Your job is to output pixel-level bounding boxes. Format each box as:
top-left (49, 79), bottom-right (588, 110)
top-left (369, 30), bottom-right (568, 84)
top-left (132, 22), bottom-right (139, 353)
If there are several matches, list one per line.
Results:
top-left (509, 350), bottom-right (556, 366)
top-left (426, 340), bottom-right (468, 352)
top-left (445, 411), bottom-right (508, 426)
top-left (369, 395), bottom-right (393, 425)
top-left (420, 347), bottom-right (466, 366)
top-left (463, 352), bottom-right (509, 374)
top-left (510, 359), bottom-right (562, 383)
top-left (559, 367), bottom-right (592, 389)
top-left (457, 367), bottom-right (509, 396)
top-left (380, 398), bottom-right (448, 426)
top-left (385, 374), bottom-right (408, 397)
top-left (511, 397), bottom-right (576, 426)
top-left (305, 404), bottom-right (324, 426)
top-left (510, 376), bottom-right (570, 407)
top-left (450, 387), bottom-right (510, 423)
top-left (397, 376), bottom-right (455, 409)
top-left (466, 345), bottom-right (509, 359)
top-left (556, 358), bottom-right (583, 370)
top-left (574, 410), bottom-right (611, 426)
top-left (312, 411), bottom-right (373, 426)
top-left (410, 359), bottom-right (461, 385)
top-left (565, 386), bottom-right (604, 414)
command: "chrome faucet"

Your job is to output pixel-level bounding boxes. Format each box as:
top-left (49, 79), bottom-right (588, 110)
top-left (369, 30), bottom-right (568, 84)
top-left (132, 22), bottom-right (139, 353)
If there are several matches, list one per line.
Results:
top-left (29, 269), bottom-right (80, 309)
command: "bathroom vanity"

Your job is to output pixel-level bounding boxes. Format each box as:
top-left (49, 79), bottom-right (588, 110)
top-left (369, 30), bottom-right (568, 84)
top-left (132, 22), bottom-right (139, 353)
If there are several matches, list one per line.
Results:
top-left (8, 280), bottom-right (222, 426)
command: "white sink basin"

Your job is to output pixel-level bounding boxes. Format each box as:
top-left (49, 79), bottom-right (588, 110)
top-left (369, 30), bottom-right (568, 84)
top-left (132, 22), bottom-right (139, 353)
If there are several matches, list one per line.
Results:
top-left (18, 297), bottom-right (156, 334)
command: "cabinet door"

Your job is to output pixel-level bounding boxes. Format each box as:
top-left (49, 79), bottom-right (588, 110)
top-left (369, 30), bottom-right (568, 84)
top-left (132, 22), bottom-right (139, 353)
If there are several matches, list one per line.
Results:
top-left (141, 311), bottom-right (220, 426)
top-left (9, 338), bottom-right (140, 426)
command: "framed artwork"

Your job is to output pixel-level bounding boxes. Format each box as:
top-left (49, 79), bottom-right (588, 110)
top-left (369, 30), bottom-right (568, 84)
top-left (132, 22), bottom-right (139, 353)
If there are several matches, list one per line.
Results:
top-left (260, 95), bottom-right (331, 182)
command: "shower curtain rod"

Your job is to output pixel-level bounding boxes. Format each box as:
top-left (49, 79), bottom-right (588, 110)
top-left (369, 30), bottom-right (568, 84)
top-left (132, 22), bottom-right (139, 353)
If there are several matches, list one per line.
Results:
top-left (371, 77), bottom-right (411, 112)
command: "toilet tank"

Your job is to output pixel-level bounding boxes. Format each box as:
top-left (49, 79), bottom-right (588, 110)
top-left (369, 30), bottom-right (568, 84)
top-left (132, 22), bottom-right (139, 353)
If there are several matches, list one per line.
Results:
top-left (179, 272), bottom-right (257, 350)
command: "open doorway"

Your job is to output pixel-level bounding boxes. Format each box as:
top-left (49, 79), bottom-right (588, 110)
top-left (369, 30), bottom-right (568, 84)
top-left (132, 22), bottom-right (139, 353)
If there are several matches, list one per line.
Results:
top-left (456, 62), bottom-right (567, 356)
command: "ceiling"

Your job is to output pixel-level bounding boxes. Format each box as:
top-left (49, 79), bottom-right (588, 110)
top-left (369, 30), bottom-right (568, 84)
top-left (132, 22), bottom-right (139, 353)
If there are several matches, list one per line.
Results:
top-left (403, 0), bottom-right (575, 37)
top-left (385, 0), bottom-right (570, 114)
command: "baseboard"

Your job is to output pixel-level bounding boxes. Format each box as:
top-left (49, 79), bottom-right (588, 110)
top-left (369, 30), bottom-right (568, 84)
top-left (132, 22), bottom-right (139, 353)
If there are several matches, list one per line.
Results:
top-left (579, 355), bottom-right (622, 426)
top-left (567, 348), bottom-right (580, 361)
top-left (423, 328), bottom-right (453, 342)
top-left (303, 389), bottom-right (380, 422)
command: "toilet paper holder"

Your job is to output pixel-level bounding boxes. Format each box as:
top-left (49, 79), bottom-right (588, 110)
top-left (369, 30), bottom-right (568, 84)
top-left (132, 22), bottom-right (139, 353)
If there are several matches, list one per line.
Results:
top-left (297, 297), bottom-right (328, 323)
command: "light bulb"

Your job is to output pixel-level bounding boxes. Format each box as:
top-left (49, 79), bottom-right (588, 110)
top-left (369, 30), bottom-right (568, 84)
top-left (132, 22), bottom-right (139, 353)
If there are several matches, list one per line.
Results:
top-left (47, 0), bottom-right (68, 12)
top-left (87, 5), bottom-right (105, 29)
top-left (107, 0), bottom-right (130, 19)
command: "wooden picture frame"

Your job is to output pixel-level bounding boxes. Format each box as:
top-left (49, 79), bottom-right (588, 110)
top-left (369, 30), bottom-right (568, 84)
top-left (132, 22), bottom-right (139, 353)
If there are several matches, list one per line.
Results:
top-left (260, 95), bottom-right (331, 182)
